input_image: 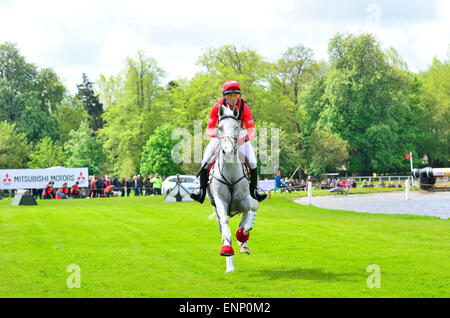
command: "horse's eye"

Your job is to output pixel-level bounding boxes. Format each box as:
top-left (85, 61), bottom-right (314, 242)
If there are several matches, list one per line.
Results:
top-left (218, 126), bottom-right (223, 131)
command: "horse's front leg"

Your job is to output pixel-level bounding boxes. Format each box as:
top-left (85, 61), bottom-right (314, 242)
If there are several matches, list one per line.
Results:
top-left (214, 198), bottom-right (234, 256)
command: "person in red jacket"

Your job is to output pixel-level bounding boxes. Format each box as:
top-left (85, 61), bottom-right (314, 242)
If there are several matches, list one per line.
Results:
top-left (42, 182), bottom-right (53, 199)
top-left (71, 182), bottom-right (80, 198)
top-left (190, 80), bottom-right (266, 203)
top-left (62, 182), bottom-right (69, 197)
top-left (104, 184), bottom-right (113, 197)
top-left (55, 187), bottom-right (67, 200)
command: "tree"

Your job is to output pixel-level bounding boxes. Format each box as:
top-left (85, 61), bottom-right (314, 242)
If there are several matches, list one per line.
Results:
top-left (0, 121), bottom-right (31, 169)
top-left (140, 125), bottom-right (183, 177)
top-left (28, 137), bottom-right (67, 168)
top-left (416, 57), bottom-right (450, 166)
top-left (35, 67), bottom-right (66, 115)
top-left (276, 45), bottom-right (321, 106)
top-left (77, 73), bottom-right (104, 132)
top-left (64, 121), bottom-right (105, 175)
top-left (0, 42), bottom-right (37, 93)
top-left (315, 33), bottom-right (420, 174)
top-left (97, 51), bottom-right (166, 174)
top-left (56, 94), bottom-right (90, 143)
top-left (0, 42), bottom-right (63, 143)
top-left (14, 91), bottom-right (60, 143)
top-left (305, 129), bottom-right (350, 176)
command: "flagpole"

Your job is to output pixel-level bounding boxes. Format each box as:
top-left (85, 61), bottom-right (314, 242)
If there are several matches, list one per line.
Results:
top-left (410, 152), bottom-right (413, 172)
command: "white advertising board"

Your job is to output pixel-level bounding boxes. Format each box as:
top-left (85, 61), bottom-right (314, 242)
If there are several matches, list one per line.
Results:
top-left (0, 168), bottom-right (89, 190)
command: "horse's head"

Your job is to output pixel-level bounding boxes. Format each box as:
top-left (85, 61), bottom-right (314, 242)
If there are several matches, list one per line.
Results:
top-left (217, 104), bottom-right (240, 159)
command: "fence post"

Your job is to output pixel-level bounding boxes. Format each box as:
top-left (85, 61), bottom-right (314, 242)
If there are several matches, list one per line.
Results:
top-left (307, 181), bottom-right (312, 205)
top-left (405, 177), bottom-right (410, 201)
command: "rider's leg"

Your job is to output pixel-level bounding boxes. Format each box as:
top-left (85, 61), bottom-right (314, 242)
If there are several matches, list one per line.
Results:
top-left (190, 138), bottom-right (219, 203)
top-left (238, 134), bottom-right (267, 202)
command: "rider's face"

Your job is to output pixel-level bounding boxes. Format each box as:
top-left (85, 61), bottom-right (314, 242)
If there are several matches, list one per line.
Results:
top-left (224, 93), bottom-right (239, 106)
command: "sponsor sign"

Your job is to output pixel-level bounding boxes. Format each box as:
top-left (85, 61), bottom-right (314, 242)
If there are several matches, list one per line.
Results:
top-left (259, 179), bottom-right (275, 191)
top-left (0, 168), bottom-right (89, 190)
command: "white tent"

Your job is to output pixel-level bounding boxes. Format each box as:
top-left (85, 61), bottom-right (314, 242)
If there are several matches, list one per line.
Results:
top-left (165, 183), bottom-right (193, 202)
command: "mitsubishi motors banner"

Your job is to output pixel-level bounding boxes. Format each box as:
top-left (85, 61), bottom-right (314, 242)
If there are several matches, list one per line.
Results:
top-left (0, 168), bottom-right (89, 190)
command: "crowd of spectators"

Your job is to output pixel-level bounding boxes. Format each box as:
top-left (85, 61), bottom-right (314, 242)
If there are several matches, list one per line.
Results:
top-left (88, 174), bottom-right (164, 198)
top-left (273, 170), bottom-right (406, 193)
top-left (0, 173), bottom-right (166, 200)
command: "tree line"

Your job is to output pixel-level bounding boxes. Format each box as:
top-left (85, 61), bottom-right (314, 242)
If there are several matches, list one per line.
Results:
top-left (0, 33), bottom-right (448, 179)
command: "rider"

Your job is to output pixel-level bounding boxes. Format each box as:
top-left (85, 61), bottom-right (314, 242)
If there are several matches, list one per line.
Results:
top-left (190, 80), bottom-right (267, 203)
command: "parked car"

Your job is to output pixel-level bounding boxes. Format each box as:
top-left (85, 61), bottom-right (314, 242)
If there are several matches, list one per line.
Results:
top-left (161, 175), bottom-right (200, 195)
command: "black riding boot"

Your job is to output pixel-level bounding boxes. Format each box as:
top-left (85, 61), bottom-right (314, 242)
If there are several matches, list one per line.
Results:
top-left (190, 167), bottom-right (208, 203)
top-left (250, 168), bottom-right (266, 202)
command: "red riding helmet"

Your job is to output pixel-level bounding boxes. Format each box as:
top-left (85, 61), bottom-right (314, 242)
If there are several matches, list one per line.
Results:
top-left (222, 80), bottom-right (241, 95)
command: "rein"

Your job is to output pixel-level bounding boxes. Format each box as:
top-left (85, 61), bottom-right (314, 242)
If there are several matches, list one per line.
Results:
top-left (212, 115), bottom-right (249, 204)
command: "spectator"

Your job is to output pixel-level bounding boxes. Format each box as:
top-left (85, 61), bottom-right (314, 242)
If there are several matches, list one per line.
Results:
top-left (126, 177), bottom-right (132, 197)
top-left (150, 173), bottom-right (162, 195)
top-left (274, 170), bottom-right (282, 192)
top-left (144, 175), bottom-right (153, 196)
top-left (104, 184), bottom-right (113, 197)
top-left (42, 182), bottom-right (53, 199)
top-left (351, 179), bottom-right (357, 188)
top-left (361, 180), bottom-right (368, 188)
top-left (55, 187), bottom-right (68, 200)
top-left (90, 177), bottom-right (97, 198)
top-left (397, 181), bottom-right (402, 188)
top-left (388, 181), bottom-right (395, 188)
top-left (305, 176), bottom-right (312, 190)
top-left (71, 182), bottom-right (80, 198)
top-left (96, 176), bottom-right (105, 197)
top-left (120, 177), bottom-right (127, 197)
top-left (378, 178), bottom-right (386, 188)
top-left (133, 174), bottom-right (143, 196)
top-left (62, 182), bottom-right (69, 197)
top-left (367, 179), bottom-right (374, 188)
top-left (104, 177), bottom-right (111, 189)
top-left (112, 175), bottom-right (120, 191)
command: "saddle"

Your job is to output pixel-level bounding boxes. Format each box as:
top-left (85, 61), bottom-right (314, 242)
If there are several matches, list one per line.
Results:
top-left (207, 152), bottom-right (251, 180)
top-left (206, 152), bottom-right (251, 210)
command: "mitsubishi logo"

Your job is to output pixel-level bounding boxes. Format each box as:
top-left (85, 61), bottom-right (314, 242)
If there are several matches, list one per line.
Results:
top-left (2, 173), bottom-right (12, 186)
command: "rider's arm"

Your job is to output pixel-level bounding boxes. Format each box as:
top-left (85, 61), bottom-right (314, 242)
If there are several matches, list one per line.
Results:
top-left (242, 103), bottom-right (256, 142)
top-left (206, 104), bottom-right (219, 138)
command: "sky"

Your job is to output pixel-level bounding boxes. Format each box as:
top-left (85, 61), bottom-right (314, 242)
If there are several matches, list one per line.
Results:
top-left (0, 0), bottom-right (448, 94)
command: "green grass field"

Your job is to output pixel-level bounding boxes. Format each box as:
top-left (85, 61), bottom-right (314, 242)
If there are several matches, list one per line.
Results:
top-left (0, 191), bottom-right (448, 298)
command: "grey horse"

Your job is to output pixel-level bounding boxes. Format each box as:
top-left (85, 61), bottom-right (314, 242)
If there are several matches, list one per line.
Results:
top-left (206, 104), bottom-right (259, 273)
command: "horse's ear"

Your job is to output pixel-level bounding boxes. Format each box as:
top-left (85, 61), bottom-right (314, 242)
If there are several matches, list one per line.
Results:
top-left (233, 105), bottom-right (239, 118)
top-left (219, 104), bottom-right (224, 117)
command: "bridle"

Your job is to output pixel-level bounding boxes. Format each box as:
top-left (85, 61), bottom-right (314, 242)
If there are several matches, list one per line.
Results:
top-left (212, 114), bottom-right (248, 191)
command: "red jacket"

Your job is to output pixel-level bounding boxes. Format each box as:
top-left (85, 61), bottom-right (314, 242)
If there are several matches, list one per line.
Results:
top-left (206, 98), bottom-right (256, 142)
top-left (71, 184), bottom-right (79, 194)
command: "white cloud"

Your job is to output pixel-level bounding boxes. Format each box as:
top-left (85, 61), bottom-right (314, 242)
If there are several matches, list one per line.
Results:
top-left (0, 0), bottom-right (448, 94)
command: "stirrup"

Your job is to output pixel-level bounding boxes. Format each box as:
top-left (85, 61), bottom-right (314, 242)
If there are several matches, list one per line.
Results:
top-left (253, 188), bottom-right (267, 202)
top-left (190, 188), bottom-right (206, 203)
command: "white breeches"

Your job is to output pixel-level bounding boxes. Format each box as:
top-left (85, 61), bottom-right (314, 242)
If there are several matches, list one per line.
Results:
top-left (202, 130), bottom-right (257, 169)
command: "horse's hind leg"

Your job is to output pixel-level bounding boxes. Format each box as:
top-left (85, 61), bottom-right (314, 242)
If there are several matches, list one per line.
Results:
top-left (236, 201), bottom-right (258, 254)
top-left (237, 213), bottom-right (251, 255)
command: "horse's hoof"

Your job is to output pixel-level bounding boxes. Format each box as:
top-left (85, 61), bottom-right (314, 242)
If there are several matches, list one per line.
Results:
top-left (240, 246), bottom-right (250, 254)
top-left (220, 245), bottom-right (234, 256)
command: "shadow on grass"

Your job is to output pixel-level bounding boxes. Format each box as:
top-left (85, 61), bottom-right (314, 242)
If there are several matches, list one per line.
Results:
top-left (253, 267), bottom-right (363, 282)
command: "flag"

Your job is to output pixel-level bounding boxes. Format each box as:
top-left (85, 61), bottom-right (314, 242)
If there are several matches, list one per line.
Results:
top-left (405, 154), bottom-right (411, 159)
